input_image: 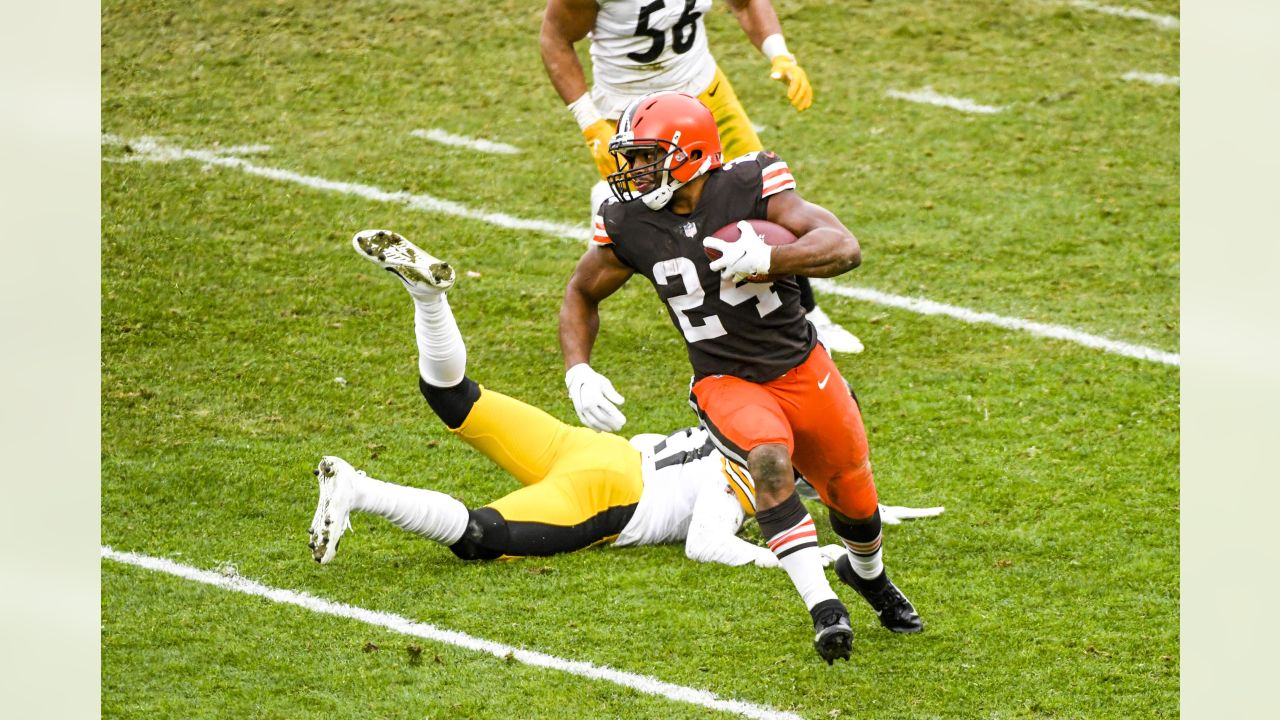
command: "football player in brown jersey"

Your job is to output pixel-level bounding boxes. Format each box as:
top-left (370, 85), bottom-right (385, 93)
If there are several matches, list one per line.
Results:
top-left (539, 0), bottom-right (863, 354)
top-left (559, 92), bottom-right (922, 664)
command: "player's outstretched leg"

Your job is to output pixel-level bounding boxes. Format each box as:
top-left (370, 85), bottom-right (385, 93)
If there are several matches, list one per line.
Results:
top-left (309, 456), bottom-right (356, 564)
top-left (308, 455), bottom-right (471, 564)
top-left (834, 556), bottom-right (923, 633)
top-left (752, 453), bottom-right (853, 663)
top-left (353, 228), bottom-right (467, 389)
top-left (353, 229), bottom-right (456, 294)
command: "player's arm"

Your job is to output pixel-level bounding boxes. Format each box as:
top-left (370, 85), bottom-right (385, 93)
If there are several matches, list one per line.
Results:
top-left (541, 0), bottom-right (616, 178)
top-left (683, 479), bottom-right (847, 567)
top-left (725, 0), bottom-right (782, 50)
top-left (724, 0), bottom-right (813, 111)
top-left (684, 479), bottom-right (775, 567)
top-left (559, 246), bottom-right (634, 431)
top-left (764, 189), bottom-right (861, 278)
top-left (559, 246), bottom-right (633, 368)
top-left (539, 0), bottom-right (596, 105)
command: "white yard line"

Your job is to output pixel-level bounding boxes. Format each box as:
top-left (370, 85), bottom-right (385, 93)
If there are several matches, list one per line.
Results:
top-left (101, 135), bottom-right (581, 239)
top-left (410, 128), bottom-right (521, 155)
top-left (1121, 71), bottom-right (1180, 86)
top-left (1070, 1), bottom-right (1180, 30)
top-left (885, 87), bottom-right (1006, 114)
top-left (102, 134), bottom-right (1178, 367)
top-left (810, 279), bottom-right (1179, 366)
top-left (102, 546), bottom-right (802, 720)
top-left (215, 144), bottom-right (273, 155)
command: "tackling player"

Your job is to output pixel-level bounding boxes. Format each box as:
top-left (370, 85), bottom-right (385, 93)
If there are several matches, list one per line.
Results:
top-left (309, 229), bottom-right (861, 569)
top-left (539, 0), bottom-right (863, 354)
top-left (559, 92), bottom-right (922, 664)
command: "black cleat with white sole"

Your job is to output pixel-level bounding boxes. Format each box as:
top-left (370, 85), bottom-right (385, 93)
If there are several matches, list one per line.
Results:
top-left (835, 555), bottom-right (923, 633)
top-left (810, 598), bottom-right (853, 665)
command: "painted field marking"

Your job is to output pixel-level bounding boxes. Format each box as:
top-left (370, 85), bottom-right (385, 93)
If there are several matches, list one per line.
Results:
top-left (410, 128), bottom-right (521, 155)
top-left (215, 144), bottom-right (273, 155)
top-left (1121, 71), bottom-right (1180, 86)
top-left (102, 134), bottom-right (1178, 367)
top-left (1071, 1), bottom-right (1180, 30)
top-left (104, 141), bottom-right (273, 163)
top-left (810, 279), bottom-right (1179, 366)
top-left (885, 87), bottom-right (1006, 114)
top-left (102, 546), bottom-right (803, 720)
top-left (102, 135), bottom-right (581, 239)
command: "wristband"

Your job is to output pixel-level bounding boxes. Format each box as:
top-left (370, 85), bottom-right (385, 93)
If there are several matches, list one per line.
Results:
top-left (567, 93), bottom-right (604, 132)
top-left (761, 33), bottom-right (791, 60)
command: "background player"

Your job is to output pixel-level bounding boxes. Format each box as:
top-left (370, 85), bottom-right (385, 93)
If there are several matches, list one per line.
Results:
top-left (539, 0), bottom-right (862, 354)
top-left (560, 92), bottom-right (922, 664)
top-left (310, 229), bottom-right (874, 570)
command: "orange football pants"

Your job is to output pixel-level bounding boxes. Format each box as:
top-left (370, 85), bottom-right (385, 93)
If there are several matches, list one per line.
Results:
top-left (690, 345), bottom-right (878, 519)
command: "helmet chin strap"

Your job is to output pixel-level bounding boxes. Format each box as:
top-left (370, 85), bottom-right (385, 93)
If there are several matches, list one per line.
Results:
top-left (641, 156), bottom-right (714, 210)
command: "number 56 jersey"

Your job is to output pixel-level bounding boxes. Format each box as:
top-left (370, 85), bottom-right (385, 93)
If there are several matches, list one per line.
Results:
top-left (590, 0), bottom-right (718, 117)
top-left (594, 150), bottom-right (816, 383)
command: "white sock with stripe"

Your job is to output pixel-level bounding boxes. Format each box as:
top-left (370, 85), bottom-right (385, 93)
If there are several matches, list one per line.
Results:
top-left (843, 534), bottom-right (884, 580)
top-left (758, 493), bottom-right (839, 610)
top-left (352, 473), bottom-right (469, 546)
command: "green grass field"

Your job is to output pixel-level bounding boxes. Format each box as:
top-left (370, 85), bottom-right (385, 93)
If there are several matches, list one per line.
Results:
top-left (102, 0), bottom-right (1179, 717)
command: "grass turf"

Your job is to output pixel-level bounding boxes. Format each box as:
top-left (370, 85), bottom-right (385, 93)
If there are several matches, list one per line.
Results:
top-left (103, 1), bottom-right (1178, 717)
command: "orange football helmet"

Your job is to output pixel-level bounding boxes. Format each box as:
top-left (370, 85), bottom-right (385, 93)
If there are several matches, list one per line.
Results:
top-left (607, 91), bottom-right (723, 210)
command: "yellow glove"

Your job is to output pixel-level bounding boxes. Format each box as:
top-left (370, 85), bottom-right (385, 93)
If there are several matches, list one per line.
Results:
top-left (770, 55), bottom-right (813, 112)
top-left (582, 119), bottom-right (617, 180)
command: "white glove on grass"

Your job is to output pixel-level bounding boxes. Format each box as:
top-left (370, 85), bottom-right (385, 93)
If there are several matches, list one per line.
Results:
top-left (879, 504), bottom-right (946, 525)
top-left (565, 363), bottom-right (626, 432)
top-left (753, 550), bottom-right (781, 569)
top-left (818, 544), bottom-right (846, 567)
top-left (755, 543), bottom-right (846, 569)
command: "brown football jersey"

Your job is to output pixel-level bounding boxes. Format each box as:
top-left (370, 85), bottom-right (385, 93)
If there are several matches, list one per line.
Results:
top-left (594, 151), bottom-right (816, 383)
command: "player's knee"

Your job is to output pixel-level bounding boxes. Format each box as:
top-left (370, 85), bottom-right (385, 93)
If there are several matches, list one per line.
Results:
top-left (419, 376), bottom-right (481, 429)
top-left (748, 445), bottom-right (793, 494)
top-left (447, 508), bottom-right (508, 561)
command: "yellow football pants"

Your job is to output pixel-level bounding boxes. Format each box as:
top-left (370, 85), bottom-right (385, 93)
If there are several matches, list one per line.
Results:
top-left (697, 66), bottom-right (764, 162)
top-left (452, 388), bottom-right (643, 549)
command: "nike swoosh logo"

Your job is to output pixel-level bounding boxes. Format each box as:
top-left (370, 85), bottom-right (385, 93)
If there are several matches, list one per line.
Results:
top-left (707, 82), bottom-right (719, 97)
top-left (818, 372), bottom-right (831, 390)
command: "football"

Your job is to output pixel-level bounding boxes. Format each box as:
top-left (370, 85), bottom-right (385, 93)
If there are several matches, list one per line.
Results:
top-left (705, 218), bottom-right (797, 283)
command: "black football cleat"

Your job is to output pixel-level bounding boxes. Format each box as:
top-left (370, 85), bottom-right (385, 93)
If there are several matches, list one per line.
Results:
top-left (835, 555), bottom-right (923, 634)
top-left (810, 599), bottom-right (853, 665)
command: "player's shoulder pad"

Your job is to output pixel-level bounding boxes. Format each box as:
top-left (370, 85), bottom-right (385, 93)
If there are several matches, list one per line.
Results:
top-left (755, 150), bottom-right (796, 199)
top-left (722, 150), bottom-right (795, 199)
top-left (592, 196), bottom-right (622, 246)
top-left (722, 150), bottom-right (763, 170)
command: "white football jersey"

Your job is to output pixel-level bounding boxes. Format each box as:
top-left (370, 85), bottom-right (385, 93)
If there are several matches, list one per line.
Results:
top-left (615, 426), bottom-right (758, 555)
top-left (590, 0), bottom-right (718, 118)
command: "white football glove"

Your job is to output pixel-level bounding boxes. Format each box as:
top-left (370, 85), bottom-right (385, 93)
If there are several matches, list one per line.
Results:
top-left (565, 363), bottom-right (626, 432)
top-left (818, 543), bottom-right (847, 567)
top-left (753, 549), bottom-right (781, 569)
top-left (755, 543), bottom-right (845, 569)
top-left (879, 504), bottom-right (946, 525)
top-left (703, 220), bottom-right (772, 282)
